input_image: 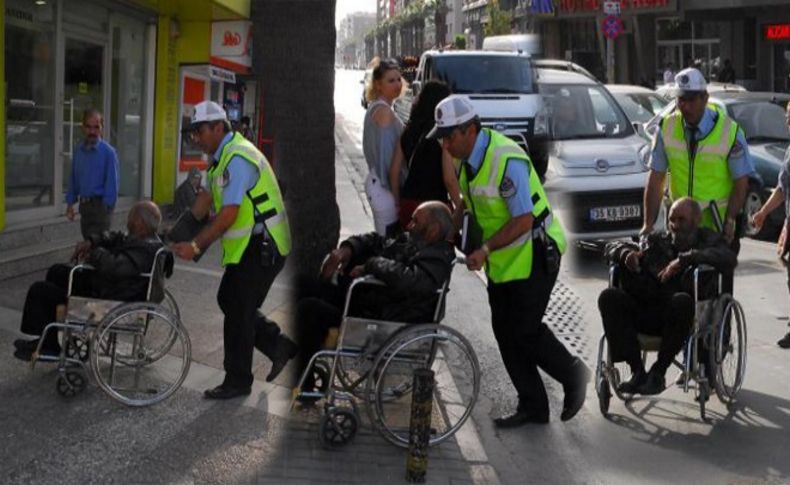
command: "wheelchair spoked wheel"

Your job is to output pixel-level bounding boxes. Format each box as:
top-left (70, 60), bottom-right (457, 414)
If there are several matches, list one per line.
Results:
top-left (334, 354), bottom-right (374, 399)
top-left (56, 370), bottom-right (87, 398)
top-left (709, 295), bottom-right (747, 405)
top-left (138, 289), bottom-right (182, 363)
top-left (90, 302), bottom-right (191, 407)
top-left (365, 324), bottom-right (480, 448)
top-left (318, 407), bottom-right (359, 449)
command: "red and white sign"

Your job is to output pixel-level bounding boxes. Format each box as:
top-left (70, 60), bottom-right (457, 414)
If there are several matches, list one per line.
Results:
top-left (211, 20), bottom-right (252, 73)
top-left (603, 1), bottom-right (621, 15)
top-left (765, 24), bottom-right (790, 41)
top-left (602, 15), bottom-right (624, 39)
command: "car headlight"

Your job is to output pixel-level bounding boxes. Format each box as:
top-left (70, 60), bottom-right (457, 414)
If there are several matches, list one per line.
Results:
top-left (533, 107), bottom-right (548, 136)
top-left (637, 144), bottom-right (650, 171)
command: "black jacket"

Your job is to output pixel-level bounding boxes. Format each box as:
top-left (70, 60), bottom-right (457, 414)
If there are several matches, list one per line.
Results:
top-left (86, 231), bottom-right (165, 301)
top-left (604, 228), bottom-right (737, 303)
top-left (340, 231), bottom-right (456, 323)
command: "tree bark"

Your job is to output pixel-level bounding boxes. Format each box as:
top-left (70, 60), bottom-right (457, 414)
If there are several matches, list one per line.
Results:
top-left (252, 0), bottom-right (340, 281)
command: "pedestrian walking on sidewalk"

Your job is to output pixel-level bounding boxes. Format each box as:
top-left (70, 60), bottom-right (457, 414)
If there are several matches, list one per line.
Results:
top-left (65, 109), bottom-right (119, 240)
top-left (751, 99), bottom-right (790, 348)
top-left (389, 80), bottom-right (462, 230)
top-left (429, 96), bottom-right (590, 427)
top-left (172, 101), bottom-right (297, 400)
top-left (362, 57), bottom-right (403, 236)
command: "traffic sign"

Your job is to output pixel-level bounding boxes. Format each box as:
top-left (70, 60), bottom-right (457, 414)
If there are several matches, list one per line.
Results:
top-left (603, 1), bottom-right (621, 16)
top-left (602, 15), bottom-right (624, 40)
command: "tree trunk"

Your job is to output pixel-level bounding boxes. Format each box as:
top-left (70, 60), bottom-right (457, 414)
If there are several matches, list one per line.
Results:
top-left (252, 0), bottom-right (340, 280)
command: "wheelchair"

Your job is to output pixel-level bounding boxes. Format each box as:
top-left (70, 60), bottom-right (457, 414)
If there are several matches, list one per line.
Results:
top-left (31, 247), bottom-right (192, 407)
top-left (293, 260), bottom-right (480, 449)
top-left (595, 263), bottom-right (747, 421)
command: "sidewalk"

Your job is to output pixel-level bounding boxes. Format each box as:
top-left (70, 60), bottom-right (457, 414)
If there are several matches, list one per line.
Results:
top-left (0, 118), bottom-right (501, 484)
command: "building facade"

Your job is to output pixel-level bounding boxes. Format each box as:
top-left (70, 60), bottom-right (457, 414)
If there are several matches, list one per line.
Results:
top-left (1, 0), bottom-right (257, 231)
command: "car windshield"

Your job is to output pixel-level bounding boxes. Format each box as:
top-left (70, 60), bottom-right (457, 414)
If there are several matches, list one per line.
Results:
top-left (432, 56), bottom-right (535, 94)
top-left (728, 101), bottom-right (790, 142)
top-left (611, 92), bottom-right (668, 123)
top-left (540, 83), bottom-right (633, 140)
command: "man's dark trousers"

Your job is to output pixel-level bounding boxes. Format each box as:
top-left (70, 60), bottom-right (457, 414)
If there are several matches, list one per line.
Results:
top-left (217, 233), bottom-right (285, 388)
top-left (79, 198), bottom-right (111, 240)
top-left (486, 241), bottom-right (578, 417)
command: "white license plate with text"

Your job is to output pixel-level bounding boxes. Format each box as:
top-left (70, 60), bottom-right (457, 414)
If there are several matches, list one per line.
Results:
top-left (589, 204), bottom-right (641, 222)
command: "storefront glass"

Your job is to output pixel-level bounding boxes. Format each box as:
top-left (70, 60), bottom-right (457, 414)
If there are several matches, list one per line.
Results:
top-left (656, 18), bottom-right (723, 82)
top-left (4, 0), bottom-right (56, 211)
top-left (774, 44), bottom-right (790, 92)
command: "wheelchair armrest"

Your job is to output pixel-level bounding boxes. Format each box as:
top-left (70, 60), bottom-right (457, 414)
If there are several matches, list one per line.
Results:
top-left (341, 275), bottom-right (386, 319)
top-left (68, 264), bottom-right (95, 297)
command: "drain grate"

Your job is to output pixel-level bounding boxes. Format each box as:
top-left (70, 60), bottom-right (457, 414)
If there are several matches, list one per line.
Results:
top-left (545, 281), bottom-right (592, 363)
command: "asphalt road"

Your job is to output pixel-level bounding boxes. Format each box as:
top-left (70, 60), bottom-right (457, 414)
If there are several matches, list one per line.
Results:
top-left (337, 68), bottom-right (790, 485)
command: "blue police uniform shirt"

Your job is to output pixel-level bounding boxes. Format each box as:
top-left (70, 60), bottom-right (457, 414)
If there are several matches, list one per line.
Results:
top-left (465, 129), bottom-right (534, 217)
top-left (649, 106), bottom-right (755, 179)
top-left (213, 132), bottom-right (264, 234)
top-left (65, 138), bottom-right (120, 208)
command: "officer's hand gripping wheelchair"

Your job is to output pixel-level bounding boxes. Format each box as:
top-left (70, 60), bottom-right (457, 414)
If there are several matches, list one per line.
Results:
top-left (32, 247), bottom-right (192, 407)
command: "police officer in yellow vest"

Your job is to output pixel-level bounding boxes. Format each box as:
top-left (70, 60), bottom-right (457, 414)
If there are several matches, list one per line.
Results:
top-left (642, 67), bottom-right (755, 251)
top-left (429, 96), bottom-right (590, 427)
top-left (173, 101), bottom-right (298, 400)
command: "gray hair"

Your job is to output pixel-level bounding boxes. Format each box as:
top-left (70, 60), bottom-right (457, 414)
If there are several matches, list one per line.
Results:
top-left (131, 201), bottom-right (162, 235)
top-left (419, 201), bottom-right (454, 241)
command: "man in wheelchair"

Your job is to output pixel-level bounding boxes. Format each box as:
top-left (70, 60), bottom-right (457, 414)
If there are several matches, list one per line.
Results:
top-left (294, 201), bottom-right (456, 395)
top-left (13, 201), bottom-right (165, 361)
top-left (598, 197), bottom-right (737, 396)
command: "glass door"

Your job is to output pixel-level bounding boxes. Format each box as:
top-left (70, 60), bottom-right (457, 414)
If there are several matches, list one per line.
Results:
top-left (61, 36), bottom-right (106, 200)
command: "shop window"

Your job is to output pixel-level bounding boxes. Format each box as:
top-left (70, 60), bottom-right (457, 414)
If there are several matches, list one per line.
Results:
top-left (657, 18), bottom-right (692, 41)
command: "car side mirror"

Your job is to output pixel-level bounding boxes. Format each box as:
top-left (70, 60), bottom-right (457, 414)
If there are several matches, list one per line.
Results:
top-left (412, 80), bottom-right (422, 96)
top-left (632, 122), bottom-right (646, 138)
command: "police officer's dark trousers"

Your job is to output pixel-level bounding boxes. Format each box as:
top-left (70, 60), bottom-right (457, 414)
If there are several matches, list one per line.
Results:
top-left (217, 233), bottom-right (285, 388)
top-left (486, 240), bottom-right (577, 418)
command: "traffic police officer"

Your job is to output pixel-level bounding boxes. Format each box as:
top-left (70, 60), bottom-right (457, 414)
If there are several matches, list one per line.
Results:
top-left (429, 96), bottom-right (589, 427)
top-left (642, 67), bottom-right (755, 250)
top-left (173, 101), bottom-right (297, 400)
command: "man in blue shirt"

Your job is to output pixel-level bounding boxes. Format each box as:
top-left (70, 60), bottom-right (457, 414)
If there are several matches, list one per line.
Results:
top-left (65, 109), bottom-right (120, 239)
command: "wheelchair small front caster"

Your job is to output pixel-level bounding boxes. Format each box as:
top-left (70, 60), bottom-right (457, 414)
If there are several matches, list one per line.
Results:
top-left (318, 407), bottom-right (358, 449)
top-left (56, 371), bottom-right (87, 398)
top-left (597, 375), bottom-right (611, 418)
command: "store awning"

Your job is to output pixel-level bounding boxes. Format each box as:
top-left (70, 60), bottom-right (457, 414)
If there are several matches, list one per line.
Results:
top-left (128, 0), bottom-right (249, 21)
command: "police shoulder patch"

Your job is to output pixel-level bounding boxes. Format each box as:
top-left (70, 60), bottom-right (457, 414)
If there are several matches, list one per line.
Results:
top-left (216, 168), bottom-right (231, 188)
top-left (499, 176), bottom-right (516, 198)
top-left (729, 139), bottom-right (744, 158)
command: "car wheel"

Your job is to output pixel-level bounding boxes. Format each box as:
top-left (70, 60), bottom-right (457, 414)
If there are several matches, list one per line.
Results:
top-left (743, 188), bottom-right (775, 240)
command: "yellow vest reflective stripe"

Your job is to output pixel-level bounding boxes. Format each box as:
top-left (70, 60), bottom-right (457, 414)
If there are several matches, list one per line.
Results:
top-left (661, 105), bottom-right (737, 230)
top-left (459, 129), bottom-right (566, 283)
top-left (207, 132), bottom-right (292, 266)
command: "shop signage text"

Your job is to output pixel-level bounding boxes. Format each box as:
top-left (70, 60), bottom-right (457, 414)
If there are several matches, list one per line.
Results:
top-left (211, 20), bottom-right (252, 72)
top-left (559, 0), bottom-right (670, 13)
top-left (209, 66), bottom-right (236, 84)
top-left (764, 24), bottom-right (790, 41)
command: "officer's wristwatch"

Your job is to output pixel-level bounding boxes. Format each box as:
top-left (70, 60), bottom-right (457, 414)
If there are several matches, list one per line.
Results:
top-left (190, 240), bottom-right (201, 256)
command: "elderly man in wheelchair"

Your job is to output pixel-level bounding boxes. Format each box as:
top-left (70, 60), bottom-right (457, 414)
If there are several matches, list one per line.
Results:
top-left (13, 201), bottom-right (165, 361)
top-left (294, 201), bottom-right (456, 399)
top-left (598, 197), bottom-right (737, 398)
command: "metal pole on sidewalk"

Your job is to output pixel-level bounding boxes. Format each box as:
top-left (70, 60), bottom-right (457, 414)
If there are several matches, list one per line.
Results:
top-left (405, 368), bottom-right (434, 483)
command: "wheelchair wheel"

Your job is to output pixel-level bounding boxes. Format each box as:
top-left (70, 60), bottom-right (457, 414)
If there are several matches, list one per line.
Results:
top-left (318, 407), bottom-right (358, 449)
top-left (56, 371), bottom-right (87, 398)
top-left (366, 324), bottom-right (479, 448)
top-left (595, 335), bottom-right (612, 417)
top-left (709, 295), bottom-right (747, 405)
top-left (139, 289), bottom-right (181, 363)
top-left (90, 302), bottom-right (191, 407)
top-left (335, 353), bottom-right (374, 399)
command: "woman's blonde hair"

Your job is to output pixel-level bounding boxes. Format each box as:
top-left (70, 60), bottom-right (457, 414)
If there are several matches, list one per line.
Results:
top-left (365, 57), bottom-right (401, 103)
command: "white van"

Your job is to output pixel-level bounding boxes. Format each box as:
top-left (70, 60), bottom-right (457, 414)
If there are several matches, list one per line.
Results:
top-left (482, 34), bottom-right (542, 57)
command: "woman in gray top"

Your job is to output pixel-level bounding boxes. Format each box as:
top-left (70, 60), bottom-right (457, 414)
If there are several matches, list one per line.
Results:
top-left (362, 58), bottom-right (404, 236)
top-left (752, 100), bottom-right (790, 348)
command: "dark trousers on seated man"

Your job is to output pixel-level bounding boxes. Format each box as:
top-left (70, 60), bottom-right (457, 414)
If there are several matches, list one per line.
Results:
top-left (598, 288), bottom-right (694, 394)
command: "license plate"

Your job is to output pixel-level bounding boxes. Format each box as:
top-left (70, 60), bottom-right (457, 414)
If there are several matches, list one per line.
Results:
top-left (589, 204), bottom-right (641, 222)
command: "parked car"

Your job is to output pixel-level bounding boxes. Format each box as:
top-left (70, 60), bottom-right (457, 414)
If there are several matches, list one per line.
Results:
top-left (605, 84), bottom-right (668, 139)
top-left (534, 59), bottom-right (597, 81)
top-left (655, 81), bottom-right (747, 100)
top-left (645, 92), bottom-right (790, 239)
top-left (396, 49), bottom-right (547, 173)
top-left (537, 68), bottom-right (661, 242)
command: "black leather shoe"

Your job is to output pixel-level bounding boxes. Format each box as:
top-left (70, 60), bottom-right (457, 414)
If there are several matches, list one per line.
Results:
top-left (778, 333), bottom-right (790, 349)
top-left (616, 369), bottom-right (647, 395)
top-left (203, 385), bottom-right (251, 400)
top-left (561, 358), bottom-right (591, 422)
top-left (266, 335), bottom-right (299, 382)
top-left (493, 410), bottom-right (549, 428)
top-left (637, 369), bottom-right (666, 396)
top-left (13, 338), bottom-right (39, 351)
top-left (13, 348), bottom-right (33, 362)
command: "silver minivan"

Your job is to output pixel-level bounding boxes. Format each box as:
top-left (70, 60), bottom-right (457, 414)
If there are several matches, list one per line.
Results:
top-left (537, 68), bottom-right (663, 241)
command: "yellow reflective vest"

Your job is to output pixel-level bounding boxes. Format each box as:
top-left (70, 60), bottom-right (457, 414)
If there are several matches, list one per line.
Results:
top-left (661, 105), bottom-right (738, 230)
top-left (459, 129), bottom-right (566, 283)
top-left (208, 132), bottom-right (291, 266)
